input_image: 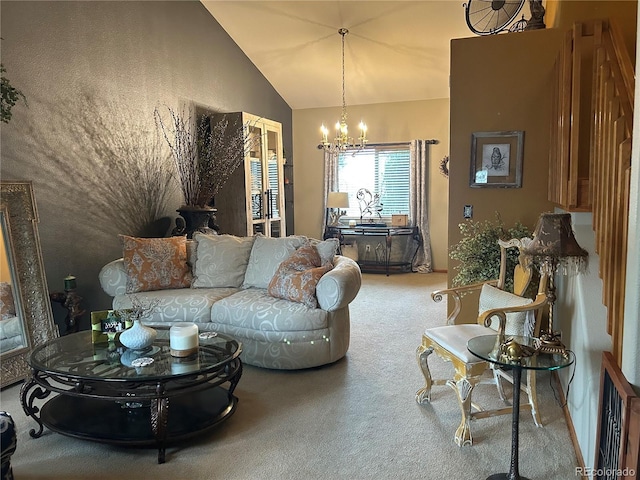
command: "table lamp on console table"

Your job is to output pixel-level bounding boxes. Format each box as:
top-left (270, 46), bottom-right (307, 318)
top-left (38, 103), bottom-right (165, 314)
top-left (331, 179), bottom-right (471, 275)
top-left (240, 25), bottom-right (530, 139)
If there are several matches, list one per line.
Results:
top-left (327, 192), bottom-right (349, 226)
top-left (522, 213), bottom-right (588, 356)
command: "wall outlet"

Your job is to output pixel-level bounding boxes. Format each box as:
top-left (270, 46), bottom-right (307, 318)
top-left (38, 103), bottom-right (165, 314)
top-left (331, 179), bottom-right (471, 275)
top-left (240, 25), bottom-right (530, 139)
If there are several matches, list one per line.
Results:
top-left (365, 244), bottom-right (371, 252)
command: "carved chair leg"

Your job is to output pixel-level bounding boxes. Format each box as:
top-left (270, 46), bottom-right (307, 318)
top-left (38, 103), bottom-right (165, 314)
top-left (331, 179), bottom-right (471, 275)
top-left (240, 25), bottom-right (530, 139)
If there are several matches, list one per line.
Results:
top-left (448, 377), bottom-right (475, 447)
top-left (526, 370), bottom-right (542, 427)
top-left (415, 345), bottom-right (434, 404)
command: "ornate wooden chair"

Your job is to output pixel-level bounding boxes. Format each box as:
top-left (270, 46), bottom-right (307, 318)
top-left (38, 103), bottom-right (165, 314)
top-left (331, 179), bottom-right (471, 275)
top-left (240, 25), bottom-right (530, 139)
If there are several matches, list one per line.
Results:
top-left (415, 238), bottom-right (549, 446)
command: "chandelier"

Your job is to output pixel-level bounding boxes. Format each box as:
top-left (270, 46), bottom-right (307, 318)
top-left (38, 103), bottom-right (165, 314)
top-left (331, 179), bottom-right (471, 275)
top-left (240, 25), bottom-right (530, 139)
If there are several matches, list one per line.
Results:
top-left (319, 28), bottom-right (368, 153)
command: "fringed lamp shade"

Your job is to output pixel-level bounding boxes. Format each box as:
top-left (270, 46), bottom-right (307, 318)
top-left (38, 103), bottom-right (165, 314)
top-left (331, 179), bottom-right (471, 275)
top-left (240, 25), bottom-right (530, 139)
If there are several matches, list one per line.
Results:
top-left (522, 213), bottom-right (589, 275)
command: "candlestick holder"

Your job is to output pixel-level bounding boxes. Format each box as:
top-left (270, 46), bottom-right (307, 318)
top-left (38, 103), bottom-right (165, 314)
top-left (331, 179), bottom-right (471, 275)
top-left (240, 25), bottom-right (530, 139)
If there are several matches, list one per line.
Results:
top-left (50, 275), bottom-right (85, 334)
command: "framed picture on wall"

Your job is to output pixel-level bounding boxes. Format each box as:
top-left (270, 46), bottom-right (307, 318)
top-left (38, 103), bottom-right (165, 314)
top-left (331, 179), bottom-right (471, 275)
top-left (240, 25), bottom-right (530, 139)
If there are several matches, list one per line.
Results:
top-left (469, 131), bottom-right (524, 188)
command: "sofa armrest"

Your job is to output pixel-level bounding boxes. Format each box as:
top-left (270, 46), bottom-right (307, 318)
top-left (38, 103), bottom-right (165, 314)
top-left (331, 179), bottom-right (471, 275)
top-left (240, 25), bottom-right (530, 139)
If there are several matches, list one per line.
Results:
top-left (99, 258), bottom-right (127, 297)
top-left (316, 256), bottom-right (362, 312)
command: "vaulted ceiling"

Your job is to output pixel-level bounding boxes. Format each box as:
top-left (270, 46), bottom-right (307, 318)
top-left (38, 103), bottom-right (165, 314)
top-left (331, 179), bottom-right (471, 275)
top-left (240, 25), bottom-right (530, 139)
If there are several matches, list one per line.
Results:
top-left (201, 1), bottom-right (506, 110)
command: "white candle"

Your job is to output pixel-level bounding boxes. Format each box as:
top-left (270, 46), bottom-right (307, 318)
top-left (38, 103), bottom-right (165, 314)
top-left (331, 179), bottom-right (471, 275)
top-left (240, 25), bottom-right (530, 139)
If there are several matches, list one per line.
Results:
top-left (170, 322), bottom-right (199, 357)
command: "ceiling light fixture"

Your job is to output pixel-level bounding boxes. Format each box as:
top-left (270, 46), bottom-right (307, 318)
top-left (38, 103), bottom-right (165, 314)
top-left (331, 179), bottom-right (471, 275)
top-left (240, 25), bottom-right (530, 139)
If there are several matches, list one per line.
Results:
top-left (319, 28), bottom-right (367, 153)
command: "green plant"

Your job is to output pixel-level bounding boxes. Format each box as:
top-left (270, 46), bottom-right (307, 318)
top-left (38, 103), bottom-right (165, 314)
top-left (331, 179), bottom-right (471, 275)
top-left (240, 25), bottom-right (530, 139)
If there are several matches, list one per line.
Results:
top-left (1, 64), bottom-right (27, 123)
top-left (450, 214), bottom-right (531, 292)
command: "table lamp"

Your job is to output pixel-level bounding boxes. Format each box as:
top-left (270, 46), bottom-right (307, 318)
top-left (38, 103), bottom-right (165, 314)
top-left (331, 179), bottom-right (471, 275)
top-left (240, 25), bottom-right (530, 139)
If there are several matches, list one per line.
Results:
top-left (522, 213), bottom-right (588, 355)
top-left (327, 192), bottom-right (349, 225)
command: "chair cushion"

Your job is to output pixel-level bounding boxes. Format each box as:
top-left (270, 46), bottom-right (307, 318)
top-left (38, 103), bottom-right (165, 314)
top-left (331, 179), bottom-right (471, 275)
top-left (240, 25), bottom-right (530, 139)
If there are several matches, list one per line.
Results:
top-left (478, 283), bottom-right (533, 336)
top-left (192, 233), bottom-right (255, 288)
top-left (120, 235), bottom-right (192, 294)
top-left (243, 235), bottom-right (307, 289)
top-left (267, 245), bottom-right (333, 308)
top-left (424, 324), bottom-right (491, 364)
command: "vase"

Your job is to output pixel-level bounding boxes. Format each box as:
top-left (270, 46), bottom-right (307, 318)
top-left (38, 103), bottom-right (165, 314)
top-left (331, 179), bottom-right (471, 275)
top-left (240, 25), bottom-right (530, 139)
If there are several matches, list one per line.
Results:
top-left (173, 206), bottom-right (219, 239)
top-left (118, 320), bottom-right (157, 351)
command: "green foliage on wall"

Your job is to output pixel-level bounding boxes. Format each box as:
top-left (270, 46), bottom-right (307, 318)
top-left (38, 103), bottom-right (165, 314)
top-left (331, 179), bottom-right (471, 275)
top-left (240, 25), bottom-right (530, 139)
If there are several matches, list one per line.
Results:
top-left (450, 214), bottom-right (531, 292)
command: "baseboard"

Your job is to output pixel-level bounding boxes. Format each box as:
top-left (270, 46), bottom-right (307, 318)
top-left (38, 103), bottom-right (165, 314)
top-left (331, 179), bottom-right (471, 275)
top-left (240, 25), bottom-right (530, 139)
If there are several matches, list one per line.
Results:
top-left (553, 371), bottom-right (587, 479)
top-left (432, 269), bottom-right (447, 273)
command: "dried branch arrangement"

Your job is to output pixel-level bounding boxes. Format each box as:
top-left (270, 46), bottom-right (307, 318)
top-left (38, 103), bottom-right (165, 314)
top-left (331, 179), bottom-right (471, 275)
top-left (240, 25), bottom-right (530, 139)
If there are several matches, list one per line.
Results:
top-left (154, 106), bottom-right (260, 207)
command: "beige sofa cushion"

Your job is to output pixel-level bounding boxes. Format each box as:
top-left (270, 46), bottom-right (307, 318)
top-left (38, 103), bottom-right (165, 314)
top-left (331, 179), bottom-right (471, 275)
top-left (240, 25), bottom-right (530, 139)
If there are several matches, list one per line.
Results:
top-left (192, 233), bottom-right (255, 288)
top-left (211, 288), bottom-right (328, 332)
top-left (243, 235), bottom-right (307, 289)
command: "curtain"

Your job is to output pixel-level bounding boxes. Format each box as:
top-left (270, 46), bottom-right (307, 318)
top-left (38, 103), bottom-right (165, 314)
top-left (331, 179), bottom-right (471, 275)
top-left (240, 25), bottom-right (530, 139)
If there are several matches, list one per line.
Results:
top-left (410, 140), bottom-right (433, 273)
top-left (322, 150), bottom-right (339, 233)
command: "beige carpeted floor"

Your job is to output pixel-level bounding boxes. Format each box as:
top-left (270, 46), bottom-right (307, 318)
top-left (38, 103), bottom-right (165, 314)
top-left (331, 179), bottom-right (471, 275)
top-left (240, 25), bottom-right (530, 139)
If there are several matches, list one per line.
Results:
top-left (0, 272), bottom-right (578, 479)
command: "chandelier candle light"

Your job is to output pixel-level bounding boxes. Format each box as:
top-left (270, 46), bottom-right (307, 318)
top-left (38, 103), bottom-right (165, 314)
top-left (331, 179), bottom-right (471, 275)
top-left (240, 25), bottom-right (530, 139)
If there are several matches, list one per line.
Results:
top-left (320, 28), bottom-right (368, 153)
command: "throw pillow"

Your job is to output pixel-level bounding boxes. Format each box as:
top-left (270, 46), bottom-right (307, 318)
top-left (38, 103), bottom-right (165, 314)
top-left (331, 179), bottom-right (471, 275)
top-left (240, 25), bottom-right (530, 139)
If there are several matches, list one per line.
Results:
top-left (478, 283), bottom-right (534, 336)
top-left (120, 235), bottom-right (192, 294)
top-left (307, 237), bottom-right (340, 265)
top-left (243, 235), bottom-right (307, 289)
top-left (267, 245), bottom-right (333, 308)
top-left (0, 282), bottom-right (16, 320)
top-left (192, 233), bottom-right (255, 288)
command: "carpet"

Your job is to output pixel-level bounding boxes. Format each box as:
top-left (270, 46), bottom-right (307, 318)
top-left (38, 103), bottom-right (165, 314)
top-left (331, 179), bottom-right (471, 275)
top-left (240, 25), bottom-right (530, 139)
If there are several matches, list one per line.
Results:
top-left (0, 272), bottom-right (578, 479)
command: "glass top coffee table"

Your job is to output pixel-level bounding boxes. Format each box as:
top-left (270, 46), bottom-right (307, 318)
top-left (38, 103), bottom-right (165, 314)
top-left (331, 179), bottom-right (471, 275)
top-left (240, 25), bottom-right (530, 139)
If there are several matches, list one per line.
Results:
top-left (20, 329), bottom-right (242, 463)
top-left (467, 335), bottom-right (574, 480)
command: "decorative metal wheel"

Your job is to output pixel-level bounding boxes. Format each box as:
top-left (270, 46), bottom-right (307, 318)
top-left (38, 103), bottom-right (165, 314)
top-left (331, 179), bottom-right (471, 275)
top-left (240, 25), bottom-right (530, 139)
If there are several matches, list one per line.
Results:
top-left (464, 0), bottom-right (526, 36)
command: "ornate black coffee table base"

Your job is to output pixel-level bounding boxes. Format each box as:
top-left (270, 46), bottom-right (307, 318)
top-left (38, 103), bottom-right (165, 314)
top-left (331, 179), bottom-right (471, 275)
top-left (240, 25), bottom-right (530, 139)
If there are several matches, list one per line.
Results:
top-left (40, 387), bottom-right (236, 463)
top-left (20, 330), bottom-right (243, 464)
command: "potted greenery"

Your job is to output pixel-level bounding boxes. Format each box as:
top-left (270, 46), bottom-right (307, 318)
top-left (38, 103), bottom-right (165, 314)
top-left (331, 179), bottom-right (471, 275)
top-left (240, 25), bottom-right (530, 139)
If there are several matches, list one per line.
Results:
top-left (154, 106), bottom-right (258, 237)
top-left (450, 214), bottom-right (532, 293)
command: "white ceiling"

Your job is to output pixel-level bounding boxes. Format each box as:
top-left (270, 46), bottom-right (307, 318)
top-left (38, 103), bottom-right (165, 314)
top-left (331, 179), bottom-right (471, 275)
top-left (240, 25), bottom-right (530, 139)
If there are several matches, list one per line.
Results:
top-left (201, 1), bottom-right (486, 110)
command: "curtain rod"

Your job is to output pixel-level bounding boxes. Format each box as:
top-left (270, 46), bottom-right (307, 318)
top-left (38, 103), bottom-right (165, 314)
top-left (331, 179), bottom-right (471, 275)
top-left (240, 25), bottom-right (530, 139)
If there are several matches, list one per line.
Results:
top-left (357, 139), bottom-right (438, 148)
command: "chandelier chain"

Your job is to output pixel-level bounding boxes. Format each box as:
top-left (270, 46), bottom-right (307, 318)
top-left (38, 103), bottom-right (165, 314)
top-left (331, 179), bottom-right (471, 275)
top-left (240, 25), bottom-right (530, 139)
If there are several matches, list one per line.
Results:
top-left (319, 27), bottom-right (367, 153)
top-left (341, 28), bottom-right (347, 124)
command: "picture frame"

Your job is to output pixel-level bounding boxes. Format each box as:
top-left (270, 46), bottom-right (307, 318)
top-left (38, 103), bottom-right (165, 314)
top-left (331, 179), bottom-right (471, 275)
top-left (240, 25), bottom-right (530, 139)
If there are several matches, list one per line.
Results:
top-left (469, 131), bottom-right (524, 188)
top-left (90, 309), bottom-right (133, 344)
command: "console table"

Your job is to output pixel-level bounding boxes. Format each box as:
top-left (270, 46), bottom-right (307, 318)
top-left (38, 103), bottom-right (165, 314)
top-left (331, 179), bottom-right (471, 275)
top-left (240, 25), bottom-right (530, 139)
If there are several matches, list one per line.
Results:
top-left (324, 225), bottom-right (420, 275)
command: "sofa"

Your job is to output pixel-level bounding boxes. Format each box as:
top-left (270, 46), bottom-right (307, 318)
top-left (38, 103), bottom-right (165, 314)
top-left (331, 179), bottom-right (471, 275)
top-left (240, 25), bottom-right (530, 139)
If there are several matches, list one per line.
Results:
top-left (99, 233), bottom-right (362, 369)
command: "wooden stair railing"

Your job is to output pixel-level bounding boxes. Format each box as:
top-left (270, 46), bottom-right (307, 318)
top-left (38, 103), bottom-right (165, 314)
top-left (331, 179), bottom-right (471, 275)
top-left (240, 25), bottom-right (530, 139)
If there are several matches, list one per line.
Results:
top-left (590, 20), bottom-right (633, 366)
top-left (549, 19), bottom-right (634, 365)
top-left (594, 351), bottom-right (640, 478)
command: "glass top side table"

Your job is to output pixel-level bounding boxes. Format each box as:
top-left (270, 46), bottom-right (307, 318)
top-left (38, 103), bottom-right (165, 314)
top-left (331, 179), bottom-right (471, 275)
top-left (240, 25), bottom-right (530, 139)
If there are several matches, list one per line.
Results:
top-left (467, 335), bottom-right (575, 480)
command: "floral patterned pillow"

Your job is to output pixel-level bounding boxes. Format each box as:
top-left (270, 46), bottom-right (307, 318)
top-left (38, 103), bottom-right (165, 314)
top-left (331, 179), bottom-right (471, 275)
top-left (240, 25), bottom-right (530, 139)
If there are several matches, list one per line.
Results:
top-left (120, 235), bottom-right (192, 294)
top-left (267, 245), bottom-right (333, 309)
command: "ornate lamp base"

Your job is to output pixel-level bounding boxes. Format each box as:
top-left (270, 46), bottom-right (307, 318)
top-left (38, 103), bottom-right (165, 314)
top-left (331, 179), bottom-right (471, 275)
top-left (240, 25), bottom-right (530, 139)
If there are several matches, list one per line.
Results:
top-left (534, 331), bottom-right (569, 357)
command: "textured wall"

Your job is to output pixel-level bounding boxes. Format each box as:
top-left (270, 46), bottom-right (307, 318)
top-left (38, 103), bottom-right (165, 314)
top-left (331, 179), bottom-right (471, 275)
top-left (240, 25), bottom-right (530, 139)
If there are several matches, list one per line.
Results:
top-left (0, 1), bottom-right (292, 331)
top-left (449, 28), bottom-right (561, 294)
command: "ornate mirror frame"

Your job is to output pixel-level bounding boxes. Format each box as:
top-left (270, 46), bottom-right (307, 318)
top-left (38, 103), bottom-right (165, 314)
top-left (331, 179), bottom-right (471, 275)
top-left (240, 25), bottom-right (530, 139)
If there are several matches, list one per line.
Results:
top-left (1, 181), bottom-right (58, 387)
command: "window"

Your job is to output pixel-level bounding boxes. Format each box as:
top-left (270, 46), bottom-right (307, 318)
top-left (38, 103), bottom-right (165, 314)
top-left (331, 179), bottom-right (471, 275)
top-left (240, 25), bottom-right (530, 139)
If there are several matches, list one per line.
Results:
top-left (337, 143), bottom-right (411, 220)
